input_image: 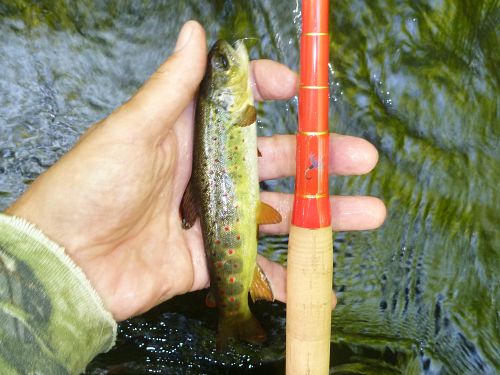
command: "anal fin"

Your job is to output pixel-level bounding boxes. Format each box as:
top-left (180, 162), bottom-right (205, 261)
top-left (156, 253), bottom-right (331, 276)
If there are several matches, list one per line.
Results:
top-left (257, 202), bottom-right (282, 225)
top-left (249, 264), bottom-right (274, 302)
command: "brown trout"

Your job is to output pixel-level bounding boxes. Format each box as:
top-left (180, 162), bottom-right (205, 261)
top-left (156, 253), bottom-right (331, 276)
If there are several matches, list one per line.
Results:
top-left (181, 40), bottom-right (281, 350)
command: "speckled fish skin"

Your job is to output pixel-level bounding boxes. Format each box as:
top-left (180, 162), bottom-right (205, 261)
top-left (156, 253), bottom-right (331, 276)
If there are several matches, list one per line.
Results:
top-left (192, 40), bottom-right (264, 349)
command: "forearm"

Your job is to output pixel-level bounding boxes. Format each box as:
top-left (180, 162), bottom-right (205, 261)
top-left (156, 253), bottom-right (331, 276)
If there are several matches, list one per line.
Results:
top-left (0, 214), bottom-right (116, 374)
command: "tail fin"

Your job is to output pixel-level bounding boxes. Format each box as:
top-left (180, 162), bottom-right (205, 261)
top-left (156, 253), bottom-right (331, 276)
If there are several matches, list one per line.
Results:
top-left (216, 315), bottom-right (267, 351)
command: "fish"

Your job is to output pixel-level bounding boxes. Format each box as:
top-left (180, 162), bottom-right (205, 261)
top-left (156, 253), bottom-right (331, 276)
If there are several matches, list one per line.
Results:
top-left (181, 40), bottom-right (282, 351)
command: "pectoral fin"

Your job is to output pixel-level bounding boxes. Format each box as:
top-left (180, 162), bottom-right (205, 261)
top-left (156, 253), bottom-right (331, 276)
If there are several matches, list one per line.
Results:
top-left (250, 264), bottom-right (274, 302)
top-left (257, 202), bottom-right (282, 225)
top-left (180, 179), bottom-right (198, 229)
top-left (235, 104), bottom-right (256, 127)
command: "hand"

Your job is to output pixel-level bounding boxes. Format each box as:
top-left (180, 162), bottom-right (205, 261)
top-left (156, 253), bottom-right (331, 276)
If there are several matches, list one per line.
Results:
top-left (6, 21), bottom-right (386, 321)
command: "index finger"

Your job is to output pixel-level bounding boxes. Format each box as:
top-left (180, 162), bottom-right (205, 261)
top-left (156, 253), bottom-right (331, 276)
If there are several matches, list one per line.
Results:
top-left (250, 60), bottom-right (298, 101)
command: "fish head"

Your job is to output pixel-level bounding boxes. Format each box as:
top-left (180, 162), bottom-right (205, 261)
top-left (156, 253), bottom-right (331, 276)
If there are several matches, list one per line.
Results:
top-left (206, 40), bottom-right (252, 112)
top-left (208, 39), bottom-right (249, 83)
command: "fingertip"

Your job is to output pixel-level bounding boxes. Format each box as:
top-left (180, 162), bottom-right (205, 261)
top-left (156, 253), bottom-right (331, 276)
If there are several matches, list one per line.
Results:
top-left (368, 197), bottom-right (387, 230)
top-left (331, 195), bottom-right (386, 232)
top-left (332, 292), bottom-right (337, 309)
top-left (251, 60), bottom-right (298, 101)
top-left (331, 135), bottom-right (379, 175)
top-left (114, 21), bottom-right (207, 141)
top-left (167, 20), bottom-right (207, 82)
top-left (359, 138), bottom-right (379, 174)
top-left (173, 20), bottom-right (205, 53)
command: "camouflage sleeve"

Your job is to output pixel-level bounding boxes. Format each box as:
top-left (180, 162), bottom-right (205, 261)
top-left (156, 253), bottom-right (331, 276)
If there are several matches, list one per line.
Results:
top-left (0, 214), bottom-right (117, 374)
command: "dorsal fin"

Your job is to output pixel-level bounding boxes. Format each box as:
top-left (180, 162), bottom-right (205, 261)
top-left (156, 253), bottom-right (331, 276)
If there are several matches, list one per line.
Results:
top-left (257, 202), bottom-right (282, 225)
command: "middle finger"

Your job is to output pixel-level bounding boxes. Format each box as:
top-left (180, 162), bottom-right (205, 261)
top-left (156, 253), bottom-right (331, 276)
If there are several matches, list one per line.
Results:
top-left (258, 134), bottom-right (379, 180)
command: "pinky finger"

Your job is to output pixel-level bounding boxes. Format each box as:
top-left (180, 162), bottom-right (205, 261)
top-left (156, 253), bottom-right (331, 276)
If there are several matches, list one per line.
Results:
top-left (259, 192), bottom-right (386, 234)
top-left (257, 255), bottom-right (337, 309)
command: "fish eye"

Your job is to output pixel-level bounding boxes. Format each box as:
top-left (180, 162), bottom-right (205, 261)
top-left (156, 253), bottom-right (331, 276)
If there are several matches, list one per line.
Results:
top-left (213, 53), bottom-right (230, 71)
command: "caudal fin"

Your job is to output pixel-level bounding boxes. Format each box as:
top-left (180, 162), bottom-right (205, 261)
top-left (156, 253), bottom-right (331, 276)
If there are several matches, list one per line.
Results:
top-left (216, 315), bottom-right (267, 351)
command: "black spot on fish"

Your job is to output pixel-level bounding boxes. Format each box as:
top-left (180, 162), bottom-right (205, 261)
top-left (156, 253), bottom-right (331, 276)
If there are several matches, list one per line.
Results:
top-left (228, 282), bottom-right (243, 295)
top-left (224, 258), bottom-right (243, 273)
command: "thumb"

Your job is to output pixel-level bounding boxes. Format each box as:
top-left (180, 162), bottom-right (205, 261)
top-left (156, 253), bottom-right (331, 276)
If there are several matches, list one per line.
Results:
top-left (111, 20), bottom-right (207, 140)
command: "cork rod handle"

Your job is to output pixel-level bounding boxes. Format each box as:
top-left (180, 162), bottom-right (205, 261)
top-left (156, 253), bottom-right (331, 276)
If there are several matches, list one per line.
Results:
top-left (286, 225), bottom-right (333, 374)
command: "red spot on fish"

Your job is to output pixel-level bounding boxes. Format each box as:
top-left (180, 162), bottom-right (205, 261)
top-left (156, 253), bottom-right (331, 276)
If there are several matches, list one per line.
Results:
top-left (227, 249), bottom-right (234, 255)
top-left (224, 226), bottom-right (230, 231)
top-left (215, 239), bottom-right (221, 245)
top-left (236, 234), bottom-right (241, 240)
top-left (217, 261), bottom-right (223, 268)
top-left (229, 297), bottom-right (235, 302)
top-left (229, 277), bottom-right (235, 283)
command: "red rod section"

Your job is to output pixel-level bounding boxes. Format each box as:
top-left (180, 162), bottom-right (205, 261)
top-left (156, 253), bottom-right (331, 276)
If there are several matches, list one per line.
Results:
top-left (292, 0), bottom-right (331, 229)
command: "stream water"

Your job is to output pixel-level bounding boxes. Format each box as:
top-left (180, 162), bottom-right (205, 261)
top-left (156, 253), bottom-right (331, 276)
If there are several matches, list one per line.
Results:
top-left (0, 1), bottom-right (498, 374)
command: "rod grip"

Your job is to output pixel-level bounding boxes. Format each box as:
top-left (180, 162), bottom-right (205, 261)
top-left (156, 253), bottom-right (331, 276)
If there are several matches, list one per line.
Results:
top-left (286, 225), bottom-right (333, 375)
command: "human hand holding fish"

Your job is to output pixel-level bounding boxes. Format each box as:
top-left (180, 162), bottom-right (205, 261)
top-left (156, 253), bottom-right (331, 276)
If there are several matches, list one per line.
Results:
top-left (6, 20), bottom-right (386, 325)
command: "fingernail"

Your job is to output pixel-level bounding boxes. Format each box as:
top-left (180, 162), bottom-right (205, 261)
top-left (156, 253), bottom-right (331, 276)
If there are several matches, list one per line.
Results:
top-left (174, 21), bottom-right (194, 52)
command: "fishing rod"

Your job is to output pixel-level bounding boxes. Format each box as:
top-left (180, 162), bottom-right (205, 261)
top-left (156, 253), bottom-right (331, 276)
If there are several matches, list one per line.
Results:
top-left (286, 0), bottom-right (333, 374)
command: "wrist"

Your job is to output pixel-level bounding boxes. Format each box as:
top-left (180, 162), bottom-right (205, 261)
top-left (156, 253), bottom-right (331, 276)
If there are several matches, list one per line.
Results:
top-left (0, 214), bottom-right (117, 372)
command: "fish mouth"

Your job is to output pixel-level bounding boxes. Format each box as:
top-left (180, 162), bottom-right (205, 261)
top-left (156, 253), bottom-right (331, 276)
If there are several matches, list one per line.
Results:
top-left (232, 39), bottom-right (249, 64)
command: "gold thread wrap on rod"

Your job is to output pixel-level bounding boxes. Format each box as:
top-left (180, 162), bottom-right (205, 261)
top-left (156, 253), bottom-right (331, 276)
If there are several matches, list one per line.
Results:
top-left (297, 193), bottom-right (329, 199)
top-left (299, 85), bottom-right (329, 89)
top-left (298, 131), bottom-right (329, 136)
top-left (303, 32), bottom-right (329, 36)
